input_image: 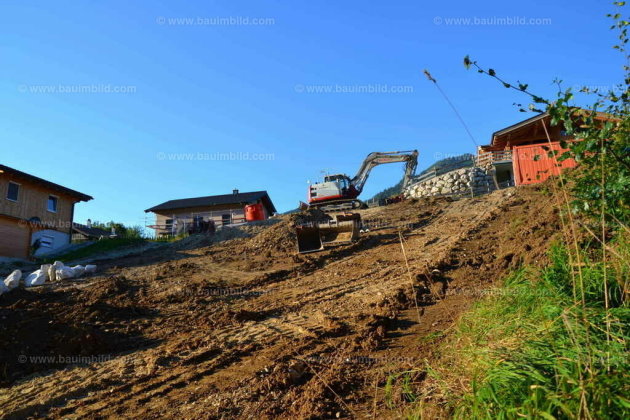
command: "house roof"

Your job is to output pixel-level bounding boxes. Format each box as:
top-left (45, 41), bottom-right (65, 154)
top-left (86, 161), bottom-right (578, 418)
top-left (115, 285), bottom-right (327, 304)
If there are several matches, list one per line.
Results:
top-left (145, 191), bottom-right (277, 214)
top-left (72, 223), bottom-right (111, 238)
top-left (484, 109), bottom-right (617, 150)
top-left (482, 112), bottom-right (551, 150)
top-left (0, 164), bottom-right (93, 202)
top-left (491, 112), bottom-right (549, 140)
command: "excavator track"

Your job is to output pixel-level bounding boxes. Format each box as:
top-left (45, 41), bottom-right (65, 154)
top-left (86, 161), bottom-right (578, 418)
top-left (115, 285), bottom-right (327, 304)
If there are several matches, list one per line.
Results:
top-left (310, 199), bottom-right (363, 213)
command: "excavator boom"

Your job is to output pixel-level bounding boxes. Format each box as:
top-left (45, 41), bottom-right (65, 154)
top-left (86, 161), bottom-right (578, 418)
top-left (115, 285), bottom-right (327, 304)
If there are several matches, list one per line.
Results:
top-left (350, 150), bottom-right (419, 195)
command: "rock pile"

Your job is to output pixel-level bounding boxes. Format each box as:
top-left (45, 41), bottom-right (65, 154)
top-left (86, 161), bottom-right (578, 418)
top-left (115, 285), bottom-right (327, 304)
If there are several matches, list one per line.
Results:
top-left (405, 167), bottom-right (496, 198)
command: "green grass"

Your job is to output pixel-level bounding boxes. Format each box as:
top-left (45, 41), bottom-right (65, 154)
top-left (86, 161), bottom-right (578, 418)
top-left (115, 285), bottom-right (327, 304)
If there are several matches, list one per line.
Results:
top-left (385, 370), bottom-right (422, 409)
top-left (39, 237), bottom-right (147, 263)
top-left (419, 238), bottom-right (630, 419)
top-left (151, 233), bottom-right (189, 243)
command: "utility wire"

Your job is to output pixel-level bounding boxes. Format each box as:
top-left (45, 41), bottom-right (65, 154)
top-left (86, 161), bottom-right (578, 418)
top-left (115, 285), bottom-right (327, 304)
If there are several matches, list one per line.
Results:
top-left (423, 69), bottom-right (478, 147)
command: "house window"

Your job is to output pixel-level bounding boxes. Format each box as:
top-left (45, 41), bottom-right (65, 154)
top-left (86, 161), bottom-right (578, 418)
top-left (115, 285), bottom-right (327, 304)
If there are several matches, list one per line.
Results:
top-left (7, 182), bottom-right (19, 201)
top-left (222, 214), bottom-right (231, 225)
top-left (47, 195), bottom-right (58, 212)
top-left (40, 235), bottom-right (54, 248)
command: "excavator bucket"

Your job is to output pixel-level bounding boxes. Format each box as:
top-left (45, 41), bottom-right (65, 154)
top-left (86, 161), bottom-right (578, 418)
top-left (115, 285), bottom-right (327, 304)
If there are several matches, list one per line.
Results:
top-left (296, 225), bottom-right (324, 253)
top-left (319, 216), bottom-right (360, 246)
top-left (296, 213), bottom-right (361, 254)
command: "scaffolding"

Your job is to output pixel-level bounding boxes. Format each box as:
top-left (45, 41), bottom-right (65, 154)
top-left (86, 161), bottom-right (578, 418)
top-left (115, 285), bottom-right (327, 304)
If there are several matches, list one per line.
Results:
top-left (146, 208), bottom-right (247, 237)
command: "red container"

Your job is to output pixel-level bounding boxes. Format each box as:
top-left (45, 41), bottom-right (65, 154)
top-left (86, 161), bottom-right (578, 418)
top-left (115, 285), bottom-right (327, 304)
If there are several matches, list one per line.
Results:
top-left (245, 203), bottom-right (265, 221)
top-left (512, 142), bottom-right (577, 185)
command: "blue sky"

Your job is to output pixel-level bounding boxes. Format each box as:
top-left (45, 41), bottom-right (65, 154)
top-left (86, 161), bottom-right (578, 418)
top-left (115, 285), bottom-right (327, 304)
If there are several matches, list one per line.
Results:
top-left (1, 0), bottom-right (624, 227)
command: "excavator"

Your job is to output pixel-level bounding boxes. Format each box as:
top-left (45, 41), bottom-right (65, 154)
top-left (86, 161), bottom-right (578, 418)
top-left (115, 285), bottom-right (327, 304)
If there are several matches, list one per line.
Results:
top-left (296, 150), bottom-right (419, 253)
top-left (305, 150), bottom-right (419, 212)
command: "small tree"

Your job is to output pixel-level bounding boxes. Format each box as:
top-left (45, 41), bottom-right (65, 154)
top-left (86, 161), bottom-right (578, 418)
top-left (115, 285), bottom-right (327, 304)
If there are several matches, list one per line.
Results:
top-left (93, 221), bottom-right (146, 239)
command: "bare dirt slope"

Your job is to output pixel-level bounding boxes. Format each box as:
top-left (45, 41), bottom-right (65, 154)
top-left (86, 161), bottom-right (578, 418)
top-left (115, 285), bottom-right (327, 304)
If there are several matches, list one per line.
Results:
top-left (0, 185), bottom-right (561, 419)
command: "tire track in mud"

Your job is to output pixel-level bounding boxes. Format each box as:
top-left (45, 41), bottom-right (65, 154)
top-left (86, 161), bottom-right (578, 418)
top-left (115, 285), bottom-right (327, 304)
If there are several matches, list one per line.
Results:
top-left (128, 190), bottom-right (519, 416)
top-left (1, 190), bottom-right (528, 419)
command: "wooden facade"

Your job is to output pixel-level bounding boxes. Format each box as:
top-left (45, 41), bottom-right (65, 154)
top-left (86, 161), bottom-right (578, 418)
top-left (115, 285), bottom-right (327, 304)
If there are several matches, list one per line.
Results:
top-left (477, 111), bottom-right (615, 186)
top-left (0, 178), bottom-right (76, 234)
top-left (0, 165), bottom-right (92, 259)
top-left (512, 142), bottom-right (578, 185)
top-left (0, 214), bottom-right (30, 259)
top-left (477, 112), bottom-right (577, 186)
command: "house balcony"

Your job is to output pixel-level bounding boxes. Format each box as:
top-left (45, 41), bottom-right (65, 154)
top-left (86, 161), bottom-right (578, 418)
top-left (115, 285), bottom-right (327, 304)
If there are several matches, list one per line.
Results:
top-left (475, 150), bottom-right (513, 167)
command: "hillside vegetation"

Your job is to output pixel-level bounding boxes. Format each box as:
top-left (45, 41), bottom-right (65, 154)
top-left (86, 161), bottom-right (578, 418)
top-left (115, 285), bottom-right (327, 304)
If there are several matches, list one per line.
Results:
top-left (401, 5), bottom-right (630, 417)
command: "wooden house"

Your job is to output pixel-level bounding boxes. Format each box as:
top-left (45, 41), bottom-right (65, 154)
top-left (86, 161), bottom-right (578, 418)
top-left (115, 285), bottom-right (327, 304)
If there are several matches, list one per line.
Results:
top-left (0, 164), bottom-right (92, 258)
top-left (145, 190), bottom-right (276, 237)
top-left (475, 111), bottom-right (611, 186)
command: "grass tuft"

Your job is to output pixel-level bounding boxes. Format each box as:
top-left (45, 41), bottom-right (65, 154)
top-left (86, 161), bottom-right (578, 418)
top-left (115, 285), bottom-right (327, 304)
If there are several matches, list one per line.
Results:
top-left (415, 237), bottom-right (629, 419)
top-left (39, 237), bottom-right (147, 263)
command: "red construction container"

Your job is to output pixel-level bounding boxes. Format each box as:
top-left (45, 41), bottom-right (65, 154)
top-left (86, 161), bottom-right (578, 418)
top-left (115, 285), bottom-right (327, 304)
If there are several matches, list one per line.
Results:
top-left (512, 142), bottom-right (577, 185)
top-left (245, 203), bottom-right (265, 221)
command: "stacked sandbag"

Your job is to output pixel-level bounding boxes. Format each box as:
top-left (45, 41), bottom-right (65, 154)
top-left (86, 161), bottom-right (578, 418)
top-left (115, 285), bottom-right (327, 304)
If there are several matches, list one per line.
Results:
top-left (24, 269), bottom-right (47, 287)
top-left (48, 261), bottom-right (64, 282)
top-left (24, 264), bottom-right (51, 288)
top-left (56, 266), bottom-right (75, 280)
top-left (0, 279), bottom-right (9, 295)
top-left (49, 262), bottom-right (97, 281)
top-left (71, 265), bottom-right (85, 277)
top-left (1, 261), bottom-right (98, 295)
top-left (40, 264), bottom-right (52, 276)
top-left (4, 270), bottom-right (22, 290)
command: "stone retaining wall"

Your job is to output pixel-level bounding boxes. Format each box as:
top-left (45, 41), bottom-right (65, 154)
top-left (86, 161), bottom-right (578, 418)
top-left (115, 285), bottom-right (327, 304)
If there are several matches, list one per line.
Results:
top-left (405, 167), bottom-right (497, 198)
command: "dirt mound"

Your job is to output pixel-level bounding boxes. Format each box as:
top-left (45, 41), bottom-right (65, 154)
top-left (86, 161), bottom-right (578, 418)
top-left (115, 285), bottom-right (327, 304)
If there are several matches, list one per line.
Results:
top-left (242, 209), bottom-right (336, 256)
top-left (0, 185), bottom-right (567, 419)
top-left (170, 219), bottom-right (284, 252)
top-left (0, 276), bottom-right (154, 386)
top-left (289, 208), bottom-right (331, 226)
top-left (244, 223), bottom-right (296, 255)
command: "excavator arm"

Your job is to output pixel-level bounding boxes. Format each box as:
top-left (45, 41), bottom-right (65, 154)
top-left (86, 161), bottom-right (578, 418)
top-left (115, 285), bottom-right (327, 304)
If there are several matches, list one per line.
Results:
top-left (350, 150), bottom-right (418, 195)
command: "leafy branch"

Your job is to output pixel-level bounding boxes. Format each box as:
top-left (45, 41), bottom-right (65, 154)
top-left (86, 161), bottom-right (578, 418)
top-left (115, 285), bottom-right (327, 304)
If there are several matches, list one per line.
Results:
top-left (462, 1), bottom-right (629, 224)
top-left (463, 55), bottom-right (549, 112)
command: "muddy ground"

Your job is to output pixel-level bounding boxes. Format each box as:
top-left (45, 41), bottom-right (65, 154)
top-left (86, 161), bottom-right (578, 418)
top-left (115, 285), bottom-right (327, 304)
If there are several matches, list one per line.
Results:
top-left (0, 185), bottom-right (561, 419)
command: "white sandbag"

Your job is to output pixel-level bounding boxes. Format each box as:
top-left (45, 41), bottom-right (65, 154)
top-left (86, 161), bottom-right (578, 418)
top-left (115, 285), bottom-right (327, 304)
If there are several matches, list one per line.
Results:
top-left (40, 264), bottom-right (51, 278)
top-left (71, 265), bottom-right (85, 277)
top-left (24, 269), bottom-right (41, 286)
top-left (24, 269), bottom-right (47, 287)
top-left (85, 265), bottom-right (97, 274)
top-left (4, 270), bottom-right (22, 290)
top-left (48, 261), bottom-right (64, 282)
top-left (55, 266), bottom-right (75, 280)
